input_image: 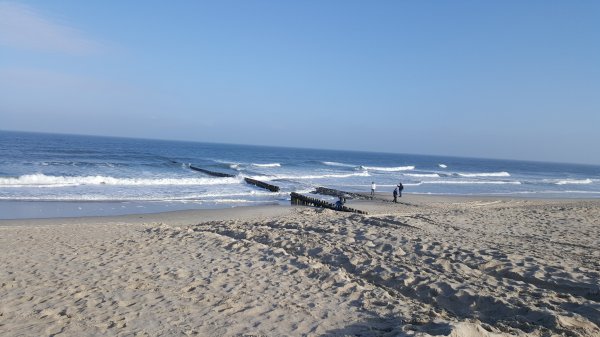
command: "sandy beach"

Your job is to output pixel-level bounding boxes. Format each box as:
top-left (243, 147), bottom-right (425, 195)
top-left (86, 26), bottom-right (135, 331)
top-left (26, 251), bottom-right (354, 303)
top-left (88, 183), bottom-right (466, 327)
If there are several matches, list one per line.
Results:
top-left (1, 195), bottom-right (599, 336)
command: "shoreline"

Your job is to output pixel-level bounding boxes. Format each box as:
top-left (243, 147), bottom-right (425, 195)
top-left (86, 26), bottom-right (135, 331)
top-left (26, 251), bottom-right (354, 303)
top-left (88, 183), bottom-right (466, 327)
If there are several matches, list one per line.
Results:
top-left (0, 204), bottom-right (293, 226)
top-left (2, 192), bottom-right (600, 221)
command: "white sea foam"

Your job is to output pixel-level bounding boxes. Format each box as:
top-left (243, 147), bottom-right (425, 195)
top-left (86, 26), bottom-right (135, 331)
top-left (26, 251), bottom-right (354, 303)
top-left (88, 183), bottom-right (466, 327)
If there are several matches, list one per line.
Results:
top-left (438, 164), bottom-right (447, 168)
top-left (402, 182), bottom-right (424, 186)
top-left (404, 173), bottom-right (440, 178)
top-left (294, 188), bottom-right (316, 194)
top-left (0, 190), bottom-right (288, 202)
top-left (321, 161), bottom-right (357, 168)
top-left (0, 195), bottom-right (185, 201)
top-left (212, 159), bottom-right (241, 169)
top-left (199, 191), bottom-right (289, 198)
top-left (562, 190), bottom-right (600, 193)
top-left (422, 180), bottom-right (521, 185)
top-left (478, 190), bottom-right (600, 195)
top-left (457, 172), bottom-right (511, 177)
top-left (361, 166), bottom-right (415, 172)
top-left (0, 195), bottom-right (157, 201)
top-left (255, 171), bottom-right (370, 181)
top-left (0, 174), bottom-right (242, 187)
top-left (554, 179), bottom-right (593, 185)
top-left (0, 196), bottom-right (270, 202)
top-left (251, 163), bottom-right (281, 168)
top-left (211, 199), bottom-right (266, 204)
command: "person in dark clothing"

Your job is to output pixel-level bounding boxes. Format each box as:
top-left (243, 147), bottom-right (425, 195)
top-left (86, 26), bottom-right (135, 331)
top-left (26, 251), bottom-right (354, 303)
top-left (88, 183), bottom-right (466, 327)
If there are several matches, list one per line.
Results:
top-left (397, 182), bottom-right (404, 197)
top-left (393, 187), bottom-right (398, 203)
top-left (335, 196), bottom-right (345, 210)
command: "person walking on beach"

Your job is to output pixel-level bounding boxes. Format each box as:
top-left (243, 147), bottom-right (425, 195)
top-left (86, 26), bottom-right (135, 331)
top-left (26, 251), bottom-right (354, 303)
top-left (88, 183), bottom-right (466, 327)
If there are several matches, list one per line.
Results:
top-left (370, 181), bottom-right (376, 198)
top-left (393, 187), bottom-right (398, 203)
top-left (397, 182), bottom-right (404, 198)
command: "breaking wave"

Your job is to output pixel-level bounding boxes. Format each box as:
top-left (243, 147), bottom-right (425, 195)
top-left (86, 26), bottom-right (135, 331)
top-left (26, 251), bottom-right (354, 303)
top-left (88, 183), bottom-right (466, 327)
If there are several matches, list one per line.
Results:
top-left (0, 190), bottom-right (289, 202)
top-left (251, 163), bottom-right (281, 168)
top-left (438, 164), bottom-right (448, 168)
top-left (0, 174), bottom-right (241, 187)
top-left (404, 173), bottom-right (440, 178)
top-left (554, 179), bottom-right (593, 185)
top-left (361, 166), bottom-right (415, 172)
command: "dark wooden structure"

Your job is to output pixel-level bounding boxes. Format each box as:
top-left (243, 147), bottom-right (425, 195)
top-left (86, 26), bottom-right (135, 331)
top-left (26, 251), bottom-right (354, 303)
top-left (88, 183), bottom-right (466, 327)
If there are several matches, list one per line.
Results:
top-left (189, 165), bottom-right (236, 178)
top-left (244, 178), bottom-right (280, 192)
top-left (290, 192), bottom-right (368, 214)
top-left (313, 187), bottom-right (371, 200)
top-left (186, 164), bottom-right (280, 192)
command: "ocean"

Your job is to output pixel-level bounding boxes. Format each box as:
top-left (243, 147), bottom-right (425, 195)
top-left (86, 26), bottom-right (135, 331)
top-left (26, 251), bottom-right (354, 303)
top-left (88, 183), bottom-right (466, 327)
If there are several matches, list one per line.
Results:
top-left (1, 130), bottom-right (599, 219)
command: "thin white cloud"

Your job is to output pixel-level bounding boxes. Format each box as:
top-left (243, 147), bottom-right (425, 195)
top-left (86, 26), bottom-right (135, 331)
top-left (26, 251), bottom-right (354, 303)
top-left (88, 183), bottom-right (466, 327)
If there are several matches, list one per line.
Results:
top-left (0, 67), bottom-right (108, 91)
top-left (0, 2), bottom-right (101, 54)
top-left (0, 67), bottom-right (152, 107)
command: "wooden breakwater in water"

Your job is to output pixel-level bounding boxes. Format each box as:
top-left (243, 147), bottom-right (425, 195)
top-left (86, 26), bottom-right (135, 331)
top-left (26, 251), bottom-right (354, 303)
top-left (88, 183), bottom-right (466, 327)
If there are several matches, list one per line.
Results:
top-left (189, 165), bottom-right (236, 178)
top-left (244, 178), bottom-right (280, 192)
top-left (313, 187), bottom-right (371, 200)
top-left (186, 164), bottom-right (281, 192)
top-left (290, 192), bottom-right (368, 214)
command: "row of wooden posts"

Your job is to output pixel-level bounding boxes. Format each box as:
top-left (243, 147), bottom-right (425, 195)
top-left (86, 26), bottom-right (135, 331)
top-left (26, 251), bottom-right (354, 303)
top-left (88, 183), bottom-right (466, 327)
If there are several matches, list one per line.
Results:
top-left (313, 187), bottom-right (371, 200)
top-left (183, 162), bottom-right (366, 214)
top-left (290, 192), bottom-right (368, 214)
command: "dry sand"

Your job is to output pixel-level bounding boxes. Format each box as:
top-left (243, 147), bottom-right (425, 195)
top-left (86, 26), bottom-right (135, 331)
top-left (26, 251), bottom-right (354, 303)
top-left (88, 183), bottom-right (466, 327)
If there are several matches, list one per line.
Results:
top-left (1, 195), bottom-right (599, 336)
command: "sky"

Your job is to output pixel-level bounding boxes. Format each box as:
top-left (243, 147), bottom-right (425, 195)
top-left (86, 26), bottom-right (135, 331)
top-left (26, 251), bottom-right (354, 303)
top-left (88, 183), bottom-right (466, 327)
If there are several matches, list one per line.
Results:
top-left (0, 1), bottom-right (599, 165)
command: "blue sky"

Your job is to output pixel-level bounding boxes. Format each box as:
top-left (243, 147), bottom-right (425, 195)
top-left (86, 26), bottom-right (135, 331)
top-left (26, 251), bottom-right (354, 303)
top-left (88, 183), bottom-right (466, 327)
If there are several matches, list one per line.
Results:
top-left (0, 1), bottom-right (599, 164)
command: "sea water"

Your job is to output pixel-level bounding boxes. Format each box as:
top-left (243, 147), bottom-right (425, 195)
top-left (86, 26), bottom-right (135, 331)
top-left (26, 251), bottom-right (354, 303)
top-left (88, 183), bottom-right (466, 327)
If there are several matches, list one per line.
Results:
top-left (1, 130), bottom-right (599, 219)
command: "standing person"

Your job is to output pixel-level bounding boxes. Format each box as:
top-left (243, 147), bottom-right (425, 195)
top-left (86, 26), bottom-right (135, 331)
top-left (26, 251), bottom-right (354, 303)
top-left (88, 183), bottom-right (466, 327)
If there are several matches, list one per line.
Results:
top-left (371, 181), bottom-right (376, 198)
top-left (393, 187), bottom-right (398, 203)
top-left (335, 195), bottom-right (345, 210)
top-left (397, 182), bottom-right (404, 198)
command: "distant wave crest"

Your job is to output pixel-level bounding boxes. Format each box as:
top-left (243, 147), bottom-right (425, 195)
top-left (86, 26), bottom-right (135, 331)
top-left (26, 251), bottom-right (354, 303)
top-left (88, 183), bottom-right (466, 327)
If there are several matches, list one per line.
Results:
top-left (404, 173), bottom-right (440, 178)
top-left (256, 171), bottom-right (370, 181)
top-left (457, 172), bottom-right (510, 177)
top-left (321, 161), bottom-right (357, 168)
top-left (422, 180), bottom-right (521, 185)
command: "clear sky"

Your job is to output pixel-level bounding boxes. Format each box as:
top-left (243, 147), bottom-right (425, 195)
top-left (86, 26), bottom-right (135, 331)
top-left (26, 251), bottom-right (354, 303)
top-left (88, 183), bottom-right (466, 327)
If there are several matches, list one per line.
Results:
top-left (1, 1), bottom-right (599, 164)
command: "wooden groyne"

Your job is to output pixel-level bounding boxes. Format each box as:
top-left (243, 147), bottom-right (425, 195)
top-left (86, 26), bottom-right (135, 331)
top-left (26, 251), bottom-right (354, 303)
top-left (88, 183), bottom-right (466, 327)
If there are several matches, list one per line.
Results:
top-left (189, 165), bottom-right (236, 178)
top-left (244, 178), bottom-right (280, 192)
top-left (313, 187), bottom-right (371, 200)
top-left (186, 164), bottom-right (280, 192)
top-left (290, 192), bottom-right (368, 214)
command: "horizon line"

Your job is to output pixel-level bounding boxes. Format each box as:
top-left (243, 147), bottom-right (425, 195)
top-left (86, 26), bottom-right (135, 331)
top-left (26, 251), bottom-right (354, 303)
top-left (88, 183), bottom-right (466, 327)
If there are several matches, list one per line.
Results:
top-left (1, 128), bottom-right (598, 168)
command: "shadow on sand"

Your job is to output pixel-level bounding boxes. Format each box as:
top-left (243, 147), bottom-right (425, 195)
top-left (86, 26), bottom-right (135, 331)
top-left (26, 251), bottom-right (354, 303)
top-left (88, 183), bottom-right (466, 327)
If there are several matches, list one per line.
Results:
top-left (319, 319), bottom-right (452, 337)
